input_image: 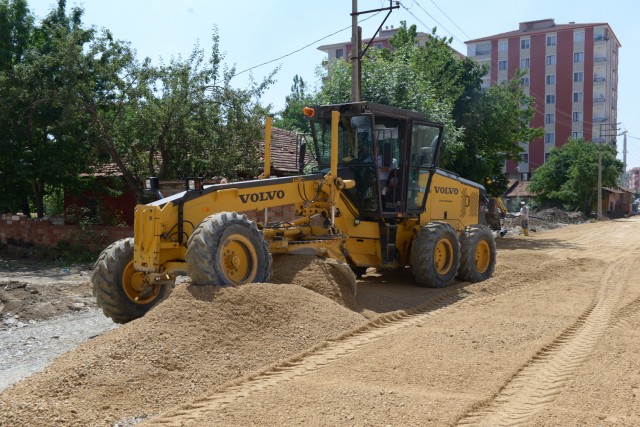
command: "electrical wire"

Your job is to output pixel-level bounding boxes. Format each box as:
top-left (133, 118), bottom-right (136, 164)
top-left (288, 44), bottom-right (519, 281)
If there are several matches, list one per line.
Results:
top-left (411, 0), bottom-right (465, 45)
top-left (234, 11), bottom-right (382, 77)
top-left (428, 0), bottom-right (471, 40)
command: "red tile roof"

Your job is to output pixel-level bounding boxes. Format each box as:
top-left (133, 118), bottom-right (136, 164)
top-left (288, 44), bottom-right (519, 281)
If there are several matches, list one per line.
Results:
top-left (505, 180), bottom-right (533, 198)
top-left (258, 128), bottom-right (312, 175)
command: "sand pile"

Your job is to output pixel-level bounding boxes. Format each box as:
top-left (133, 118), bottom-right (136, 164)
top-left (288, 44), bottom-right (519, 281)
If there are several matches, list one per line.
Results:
top-left (0, 262), bottom-right (366, 426)
top-left (270, 255), bottom-right (360, 311)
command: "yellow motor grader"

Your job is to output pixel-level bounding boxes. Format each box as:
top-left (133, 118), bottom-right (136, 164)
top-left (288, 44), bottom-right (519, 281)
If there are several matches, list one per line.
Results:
top-left (92, 102), bottom-right (496, 323)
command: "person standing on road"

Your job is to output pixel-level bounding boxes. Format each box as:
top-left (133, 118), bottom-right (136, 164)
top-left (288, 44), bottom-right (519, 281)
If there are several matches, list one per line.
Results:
top-left (518, 201), bottom-right (530, 236)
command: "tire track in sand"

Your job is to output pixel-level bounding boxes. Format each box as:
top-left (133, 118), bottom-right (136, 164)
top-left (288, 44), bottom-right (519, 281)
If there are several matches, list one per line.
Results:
top-left (457, 256), bottom-right (634, 427)
top-left (143, 289), bottom-right (465, 426)
top-left (145, 271), bottom-right (544, 426)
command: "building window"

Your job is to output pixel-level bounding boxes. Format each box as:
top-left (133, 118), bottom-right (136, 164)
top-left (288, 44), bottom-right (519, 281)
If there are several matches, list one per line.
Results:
top-left (572, 112), bottom-right (583, 122)
top-left (335, 48), bottom-right (344, 59)
top-left (520, 77), bottom-right (530, 86)
top-left (374, 42), bottom-right (383, 49)
top-left (546, 55), bottom-right (556, 65)
top-left (545, 133), bottom-right (556, 143)
top-left (520, 58), bottom-right (530, 68)
top-left (546, 74), bottom-right (556, 85)
top-left (546, 35), bottom-right (557, 46)
top-left (545, 113), bottom-right (555, 124)
top-left (574, 31), bottom-right (585, 43)
top-left (573, 131), bottom-right (583, 138)
top-left (573, 91), bottom-right (583, 102)
top-left (520, 153), bottom-right (529, 163)
top-left (498, 60), bottom-right (507, 70)
top-left (498, 40), bottom-right (508, 51)
top-left (545, 152), bottom-right (551, 161)
top-left (546, 94), bottom-right (556, 104)
top-left (573, 52), bottom-right (584, 63)
top-left (521, 39), bottom-right (530, 49)
top-left (574, 71), bottom-right (584, 82)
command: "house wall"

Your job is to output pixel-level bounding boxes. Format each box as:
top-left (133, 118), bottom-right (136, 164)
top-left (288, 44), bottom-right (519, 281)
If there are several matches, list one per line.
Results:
top-left (0, 205), bottom-right (299, 250)
top-left (0, 214), bottom-right (132, 251)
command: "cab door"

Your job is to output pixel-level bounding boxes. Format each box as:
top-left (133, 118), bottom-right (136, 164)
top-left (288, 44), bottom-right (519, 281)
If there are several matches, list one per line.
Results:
top-left (406, 121), bottom-right (444, 214)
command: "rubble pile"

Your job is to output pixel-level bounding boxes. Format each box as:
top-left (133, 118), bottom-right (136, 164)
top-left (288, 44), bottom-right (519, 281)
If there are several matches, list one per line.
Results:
top-left (502, 207), bottom-right (590, 235)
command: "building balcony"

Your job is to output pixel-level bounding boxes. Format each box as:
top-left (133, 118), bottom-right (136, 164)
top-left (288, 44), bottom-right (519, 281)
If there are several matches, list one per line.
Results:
top-left (475, 49), bottom-right (492, 56)
top-left (593, 76), bottom-right (606, 82)
top-left (593, 116), bottom-right (609, 123)
top-left (594, 97), bottom-right (606, 103)
top-left (594, 56), bottom-right (607, 62)
top-left (594, 35), bottom-right (609, 42)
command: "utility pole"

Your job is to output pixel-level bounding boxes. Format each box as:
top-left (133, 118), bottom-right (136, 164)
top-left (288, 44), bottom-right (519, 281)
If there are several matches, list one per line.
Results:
top-left (597, 122), bottom-right (621, 220)
top-left (598, 124), bottom-right (603, 220)
top-left (350, 1), bottom-right (399, 102)
top-left (351, 0), bottom-right (361, 102)
top-left (620, 130), bottom-right (628, 188)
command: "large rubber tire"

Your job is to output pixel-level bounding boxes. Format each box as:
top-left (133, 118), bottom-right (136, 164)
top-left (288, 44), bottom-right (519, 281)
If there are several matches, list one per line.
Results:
top-left (186, 212), bottom-right (272, 286)
top-left (410, 222), bottom-right (460, 288)
top-left (92, 238), bottom-right (173, 324)
top-left (457, 225), bottom-right (496, 283)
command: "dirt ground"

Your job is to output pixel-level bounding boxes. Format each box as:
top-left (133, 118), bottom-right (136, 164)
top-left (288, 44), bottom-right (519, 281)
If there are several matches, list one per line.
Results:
top-left (1, 211), bottom-right (639, 426)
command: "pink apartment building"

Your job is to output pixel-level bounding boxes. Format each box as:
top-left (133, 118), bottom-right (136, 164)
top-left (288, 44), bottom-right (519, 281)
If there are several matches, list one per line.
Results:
top-left (465, 19), bottom-right (621, 181)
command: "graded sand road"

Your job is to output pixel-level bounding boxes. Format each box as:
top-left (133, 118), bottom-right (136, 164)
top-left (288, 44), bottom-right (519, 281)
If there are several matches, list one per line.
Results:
top-left (1, 219), bottom-right (640, 426)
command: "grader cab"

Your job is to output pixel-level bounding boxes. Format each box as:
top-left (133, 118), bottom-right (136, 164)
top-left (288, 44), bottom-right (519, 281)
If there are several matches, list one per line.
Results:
top-left (92, 102), bottom-right (496, 324)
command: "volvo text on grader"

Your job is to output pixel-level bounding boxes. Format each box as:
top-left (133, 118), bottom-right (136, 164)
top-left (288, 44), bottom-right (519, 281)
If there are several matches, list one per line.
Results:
top-left (92, 102), bottom-right (497, 323)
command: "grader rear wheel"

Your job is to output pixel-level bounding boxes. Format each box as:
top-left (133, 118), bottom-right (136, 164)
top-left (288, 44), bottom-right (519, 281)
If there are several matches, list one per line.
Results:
top-left (92, 238), bottom-right (173, 324)
top-left (410, 222), bottom-right (460, 288)
top-left (186, 212), bottom-right (272, 286)
top-left (457, 225), bottom-right (496, 283)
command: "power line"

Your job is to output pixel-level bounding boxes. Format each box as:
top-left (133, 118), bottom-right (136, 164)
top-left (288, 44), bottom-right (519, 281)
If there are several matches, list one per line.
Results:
top-left (234, 11), bottom-right (382, 77)
top-left (406, 0), bottom-right (465, 46)
top-left (428, 0), bottom-right (471, 40)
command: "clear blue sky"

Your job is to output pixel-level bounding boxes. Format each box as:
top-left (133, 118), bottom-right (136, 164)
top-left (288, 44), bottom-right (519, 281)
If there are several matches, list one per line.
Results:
top-left (27, 0), bottom-right (640, 170)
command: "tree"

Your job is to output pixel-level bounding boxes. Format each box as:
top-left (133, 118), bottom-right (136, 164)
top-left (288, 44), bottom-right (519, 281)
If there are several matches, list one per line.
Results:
top-left (0, 0), bottom-right (97, 217)
top-left (315, 21), bottom-right (541, 192)
top-left (71, 26), bottom-right (275, 199)
top-left (274, 74), bottom-right (314, 134)
top-left (0, 0), bottom-right (34, 214)
top-left (529, 138), bottom-right (623, 215)
top-left (453, 73), bottom-right (543, 196)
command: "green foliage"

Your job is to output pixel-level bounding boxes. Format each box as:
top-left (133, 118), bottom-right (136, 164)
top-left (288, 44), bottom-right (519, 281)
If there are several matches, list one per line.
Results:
top-left (43, 185), bottom-right (64, 216)
top-left (1, 1), bottom-right (276, 215)
top-left (453, 72), bottom-right (543, 196)
top-left (529, 138), bottom-right (624, 215)
top-left (316, 22), bottom-right (541, 190)
top-left (0, 0), bottom-right (97, 217)
top-left (274, 74), bottom-right (314, 134)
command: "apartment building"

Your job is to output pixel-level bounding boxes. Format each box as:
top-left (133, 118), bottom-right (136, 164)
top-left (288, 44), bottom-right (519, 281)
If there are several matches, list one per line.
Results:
top-left (317, 25), bottom-right (432, 63)
top-left (466, 19), bottom-right (621, 181)
top-left (627, 167), bottom-right (640, 193)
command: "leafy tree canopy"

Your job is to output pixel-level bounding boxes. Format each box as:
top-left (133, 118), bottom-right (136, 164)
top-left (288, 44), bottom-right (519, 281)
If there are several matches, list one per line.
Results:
top-left (315, 22), bottom-right (541, 194)
top-left (529, 138), bottom-right (623, 215)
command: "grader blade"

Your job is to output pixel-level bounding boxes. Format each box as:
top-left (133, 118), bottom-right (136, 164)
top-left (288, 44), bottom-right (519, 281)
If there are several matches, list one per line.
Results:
top-left (324, 259), bottom-right (358, 298)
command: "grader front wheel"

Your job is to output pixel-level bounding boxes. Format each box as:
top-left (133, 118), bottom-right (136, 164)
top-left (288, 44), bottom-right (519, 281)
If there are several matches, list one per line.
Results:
top-left (410, 222), bottom-right (460, 288)
top-left (186, 212), bottom-right (272, 286)
top-left (92, 238), bottom-right (173, 324)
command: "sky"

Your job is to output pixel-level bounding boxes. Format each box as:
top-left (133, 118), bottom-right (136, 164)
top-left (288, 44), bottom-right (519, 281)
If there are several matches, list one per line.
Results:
top-left (26, 0), bottom-right (640, 170)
